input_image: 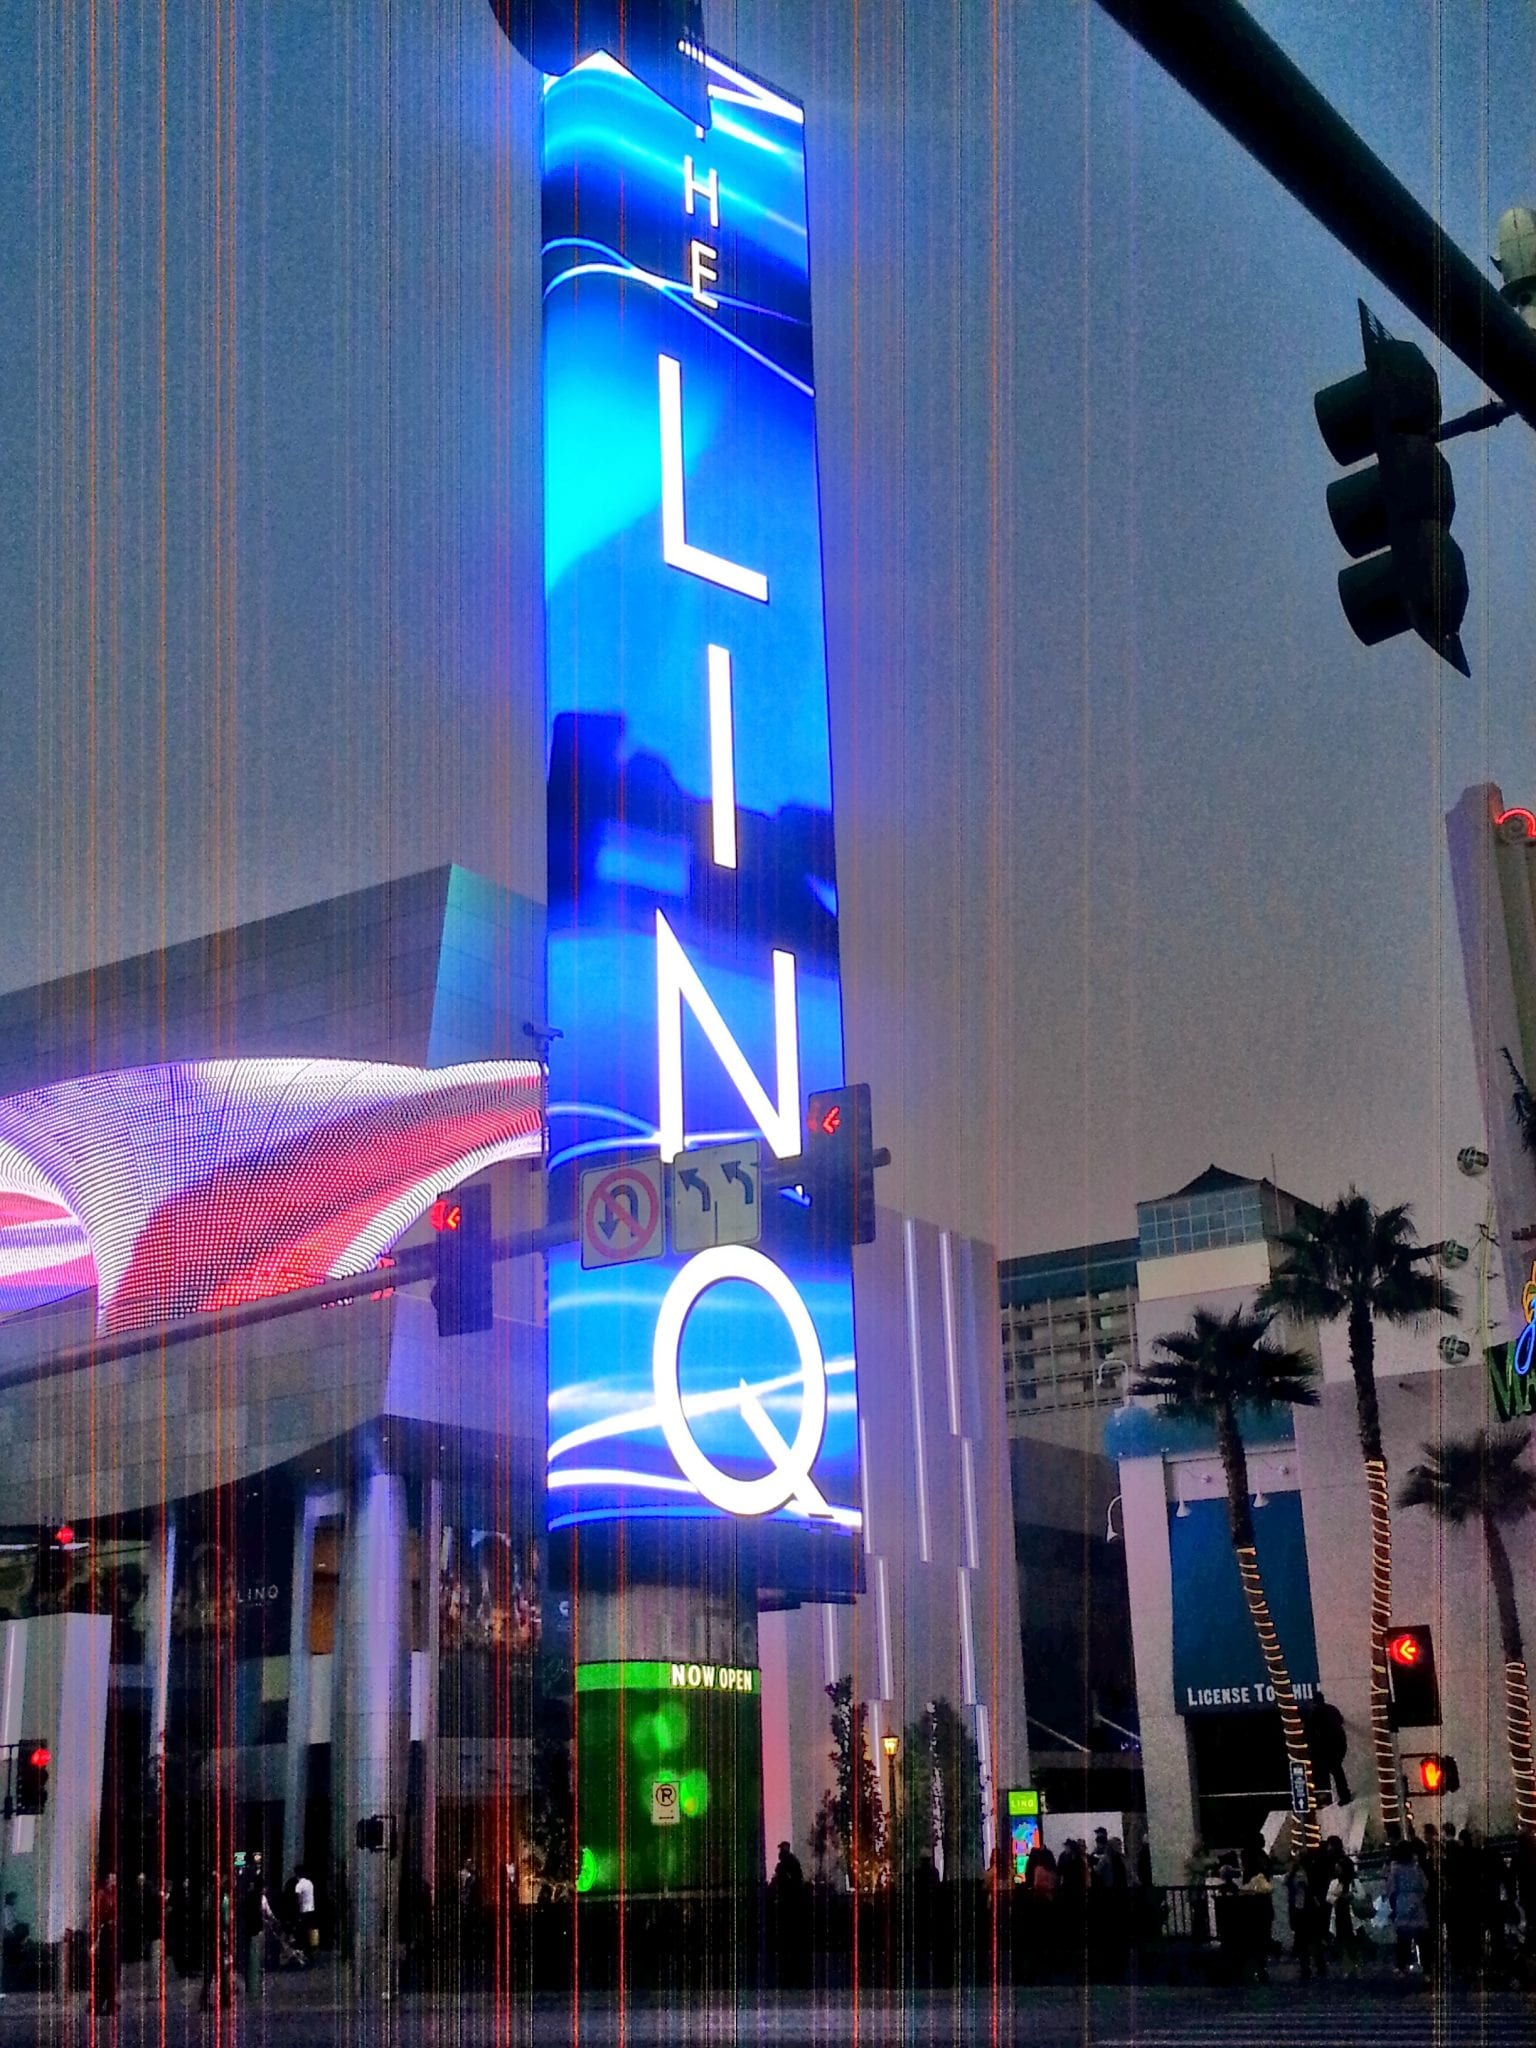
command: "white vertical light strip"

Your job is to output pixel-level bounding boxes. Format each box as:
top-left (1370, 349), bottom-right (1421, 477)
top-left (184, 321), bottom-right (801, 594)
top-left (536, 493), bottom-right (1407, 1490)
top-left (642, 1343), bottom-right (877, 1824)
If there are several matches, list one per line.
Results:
top-left (957, 1566), bottom-right (977, 1706)
top-left (875, 1554), bottom-right (894, 1702)
top-left (706, 644), bottom-right (738, 868)
top-left (658, 354), bottom-right (769, 600)
top-left (960, 1437), bottom-right (980, 1571)
top-left (974, 1702), bottom-right (996, 1866)
top-left (858, 1418), bottom-right (875, 1554)
top-left (821, 1602), bottom-right (839, 1687)
top-left (939, 1229), bottom-right (962, 1435)
top-left (903, 1217), bottom-right (932, 1564)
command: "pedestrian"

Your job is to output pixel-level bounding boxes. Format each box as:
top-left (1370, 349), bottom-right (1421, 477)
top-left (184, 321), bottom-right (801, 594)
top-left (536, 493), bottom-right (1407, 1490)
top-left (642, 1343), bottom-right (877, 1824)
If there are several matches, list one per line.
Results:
top-left (1324, 1836), bottom-right (1357, 1967)
top-left (1386, 1839), bottom-right (1429, 1976)
top-left (1511, 1830), bottom-right (1536, 1964)
top-left (1286, 1849), bottom-right (1327, 1981)
top-left (1305, 1691), bottom-right (1352, 1806)
top-left (292, 1867), bottom-right (317, 1951)
top-left (767, 1839), bottom-right (809, 1988)
top-left (91, 1873), bottom-right (119, 2018)
top-left (236, 1867), bottom-right (264, 1997)
top-left (198, 1874), bottom-right (234, 2012)
top-left (1240, 1861), bottom-right (1275, 1983)
top-left (1443, 1825), bottom-right (1481, 1978)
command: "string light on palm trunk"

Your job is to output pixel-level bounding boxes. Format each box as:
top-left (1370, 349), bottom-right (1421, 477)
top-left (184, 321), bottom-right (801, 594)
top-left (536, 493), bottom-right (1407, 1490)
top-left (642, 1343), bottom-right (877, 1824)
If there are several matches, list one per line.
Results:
top-left (1235, 1544), bottom-right (1320, 1849)
top-left (1507, 1661), bottom-right (1536, 1833)
top-left (1365, 1459), bottom-right (1403, 1835)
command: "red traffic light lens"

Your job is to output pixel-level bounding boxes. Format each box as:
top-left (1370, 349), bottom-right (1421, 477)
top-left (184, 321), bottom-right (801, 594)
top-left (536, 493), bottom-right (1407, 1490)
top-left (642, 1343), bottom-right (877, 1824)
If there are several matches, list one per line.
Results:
top-left (1387, 1631), bottom-right (1423, 1667)
top-left (28, 1746), bottom-right (49, 1770)
top-left (817, 1105), bottom-right (843, 1137)
top-left (1418, 1756), bottom-right (1445, 1793)
top-left (429, 1199), bottom-right (463, 1233)
top-left (53, 1525), bottom-right (74, 1547)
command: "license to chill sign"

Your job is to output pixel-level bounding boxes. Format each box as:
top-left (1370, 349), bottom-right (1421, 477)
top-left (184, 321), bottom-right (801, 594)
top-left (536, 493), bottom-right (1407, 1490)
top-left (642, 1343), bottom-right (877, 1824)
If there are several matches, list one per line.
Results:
top-left (541, 46), bottom-right (860, 1585)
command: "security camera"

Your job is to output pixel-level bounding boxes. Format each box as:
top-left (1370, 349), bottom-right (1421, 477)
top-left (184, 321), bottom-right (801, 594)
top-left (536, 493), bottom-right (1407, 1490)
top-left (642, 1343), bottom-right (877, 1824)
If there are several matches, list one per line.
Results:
top-left (1494, 207), bottom-right (1536, 328)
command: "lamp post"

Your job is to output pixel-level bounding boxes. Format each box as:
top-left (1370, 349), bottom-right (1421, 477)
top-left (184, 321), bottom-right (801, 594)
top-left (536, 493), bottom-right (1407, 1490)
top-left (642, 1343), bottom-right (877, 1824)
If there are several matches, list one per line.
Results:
top-left (880, 1732), bottom-right (899, 1870)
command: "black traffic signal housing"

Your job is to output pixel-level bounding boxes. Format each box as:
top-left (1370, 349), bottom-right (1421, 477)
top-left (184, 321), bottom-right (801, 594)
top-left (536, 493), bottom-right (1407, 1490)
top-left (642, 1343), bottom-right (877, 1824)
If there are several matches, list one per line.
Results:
top-left (14, 1741), bottom-right (50, 1816)
top-left (1415, 1753), bottom-right (1460, 1797)
top-left (803, 1084), bottom-right (879, 1246)
top-left (430, 1183), bottom-right (494, 1337)
top-left (487, 2), bottom-right (708, 125)
top-left (32, 1525), bottom-right (75, 1612)
top-left (1385, 1623), bottom-right (1442, 1729)
top-left (1314, 299), bottom-right (1469, 675)
top-left (355, 1813), bottom-right (397, 1855)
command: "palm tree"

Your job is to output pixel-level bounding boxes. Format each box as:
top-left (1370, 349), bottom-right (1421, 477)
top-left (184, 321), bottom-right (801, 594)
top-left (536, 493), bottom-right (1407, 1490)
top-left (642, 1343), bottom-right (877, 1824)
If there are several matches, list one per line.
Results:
top-left (1501, 1048), bottom-right (1536, 1159)
top-left (1398, 1431), bottom-right (1536, 1836)
top-left (1258, 1191), bottom-right (1458, 1837)
top-left (1132, 1306), bottom-right (1322, 1846)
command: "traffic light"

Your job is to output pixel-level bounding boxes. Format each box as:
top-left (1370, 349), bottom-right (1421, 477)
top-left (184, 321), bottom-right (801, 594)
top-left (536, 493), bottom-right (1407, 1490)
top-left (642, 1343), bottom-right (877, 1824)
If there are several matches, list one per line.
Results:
top-left (1314, 299), bottom-right (1469, 675)
top-left (1416, 1754), bottom-right (1460, 1796)
top-left (803, 1084), bottom-right (878, 1246)
top-left (355, 1813), bottom-right (397, 1855)
top-left (1385, 1624), bottom-right (1442, 1729)
top-left (430, 1182), bottom-right (494, 1336)
top-left (14, 1742), bottom-right (50, 1815)
top-left (32, 1524), bottom-right (75, 1612)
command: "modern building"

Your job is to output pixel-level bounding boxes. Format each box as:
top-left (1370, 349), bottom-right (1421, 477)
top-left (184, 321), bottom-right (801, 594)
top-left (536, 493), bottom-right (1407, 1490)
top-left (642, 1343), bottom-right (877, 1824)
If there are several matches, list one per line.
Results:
top-left (1108, 1161), bottom-right (1515, 1878)
top-left (998, 1244), bottom-right (1141, 1817)
top-left (998, 1240), bottom-right (1140, 1444)
top-left (0, 870), bottom-right (1025, 1955)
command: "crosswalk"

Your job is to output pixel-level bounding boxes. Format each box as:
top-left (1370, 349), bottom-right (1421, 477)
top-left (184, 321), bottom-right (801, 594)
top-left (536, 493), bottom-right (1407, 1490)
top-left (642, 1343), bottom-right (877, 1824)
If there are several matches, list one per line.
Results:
top-left (1095, 2003), bottom-right (1536, 2048)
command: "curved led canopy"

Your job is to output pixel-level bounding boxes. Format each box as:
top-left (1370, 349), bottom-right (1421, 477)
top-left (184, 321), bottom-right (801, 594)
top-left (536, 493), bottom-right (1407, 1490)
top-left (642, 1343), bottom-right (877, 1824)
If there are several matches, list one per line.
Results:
top-left (0, 1058), bottom-right (545, 1331)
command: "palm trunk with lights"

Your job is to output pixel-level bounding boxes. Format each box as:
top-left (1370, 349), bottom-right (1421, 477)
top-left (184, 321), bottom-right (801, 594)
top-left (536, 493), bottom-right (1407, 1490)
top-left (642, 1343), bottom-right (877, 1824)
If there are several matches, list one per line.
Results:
top-left (1349, 1299), bottom-right (1403, 1837)
top-left (1215, 1403), bottom-right (1320, 1846)
top-left (1486, 1515), bottom-right (1536, 1834)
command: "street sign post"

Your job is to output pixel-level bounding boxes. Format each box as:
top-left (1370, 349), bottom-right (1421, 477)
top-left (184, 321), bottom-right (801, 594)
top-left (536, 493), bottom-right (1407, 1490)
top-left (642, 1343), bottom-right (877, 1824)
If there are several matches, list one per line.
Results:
top-left (1289, 1759), bottom-right (1311, 1816)
top-left (668, 1140), bottom-right (762, 1253)
top-left (579, 1159), bottom-right (667, 1270)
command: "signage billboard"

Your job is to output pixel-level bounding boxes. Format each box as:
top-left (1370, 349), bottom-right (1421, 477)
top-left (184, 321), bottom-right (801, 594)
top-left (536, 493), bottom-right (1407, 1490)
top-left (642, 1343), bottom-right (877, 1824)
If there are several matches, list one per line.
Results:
top-left (1169, 1494), bottom-right (1320, 1714)
top-left (541, 48), bottom-right (860, 1587)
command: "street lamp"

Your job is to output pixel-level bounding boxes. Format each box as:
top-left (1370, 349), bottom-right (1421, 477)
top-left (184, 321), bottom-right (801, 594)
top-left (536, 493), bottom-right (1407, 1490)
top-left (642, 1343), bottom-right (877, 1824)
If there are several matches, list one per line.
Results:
top-left (880, 1732), bottom-right (899, 1854)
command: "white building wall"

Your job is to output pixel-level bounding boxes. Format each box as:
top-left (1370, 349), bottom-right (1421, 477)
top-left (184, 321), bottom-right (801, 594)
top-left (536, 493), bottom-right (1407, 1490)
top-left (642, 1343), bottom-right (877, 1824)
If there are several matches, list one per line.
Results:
top-left (778, 1208), bottom-right (1027, 1875)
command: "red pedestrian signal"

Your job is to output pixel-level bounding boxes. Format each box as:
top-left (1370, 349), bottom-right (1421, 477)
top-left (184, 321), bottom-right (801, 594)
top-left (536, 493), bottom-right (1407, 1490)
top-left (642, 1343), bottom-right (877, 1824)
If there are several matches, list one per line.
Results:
top-left (14, 1739), bottom-right (49, 1815)
top-left (1416, 1753), bottom-right (1459, 1796)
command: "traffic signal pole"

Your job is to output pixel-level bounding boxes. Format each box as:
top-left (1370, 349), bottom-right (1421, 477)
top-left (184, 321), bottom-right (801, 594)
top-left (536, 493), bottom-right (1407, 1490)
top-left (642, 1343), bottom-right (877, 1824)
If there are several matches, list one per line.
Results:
top-left (0, 1217), bottom-right (575, 1397)
top-left (1092, 0), bottom-right (1536, 433)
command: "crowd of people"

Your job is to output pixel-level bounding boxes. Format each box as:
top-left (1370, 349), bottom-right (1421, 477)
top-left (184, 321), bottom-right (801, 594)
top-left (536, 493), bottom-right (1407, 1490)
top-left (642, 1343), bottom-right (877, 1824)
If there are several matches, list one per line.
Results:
top-left (1231, 1825), bottom-right (1536, 1985)
top-left (76, 1859), bottom-right (324, 2016)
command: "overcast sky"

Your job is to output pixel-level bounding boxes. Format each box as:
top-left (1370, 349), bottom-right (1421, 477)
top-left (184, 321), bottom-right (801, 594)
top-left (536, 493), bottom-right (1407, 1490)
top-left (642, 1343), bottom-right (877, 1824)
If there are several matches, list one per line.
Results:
top-left (1, 0), bottom-right (1531, 1278)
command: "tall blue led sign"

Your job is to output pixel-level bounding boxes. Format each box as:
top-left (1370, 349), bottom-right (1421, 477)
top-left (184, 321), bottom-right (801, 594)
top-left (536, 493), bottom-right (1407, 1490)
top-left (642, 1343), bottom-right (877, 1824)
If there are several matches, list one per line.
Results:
top-left (542, 47), bottom-right (860, 1589)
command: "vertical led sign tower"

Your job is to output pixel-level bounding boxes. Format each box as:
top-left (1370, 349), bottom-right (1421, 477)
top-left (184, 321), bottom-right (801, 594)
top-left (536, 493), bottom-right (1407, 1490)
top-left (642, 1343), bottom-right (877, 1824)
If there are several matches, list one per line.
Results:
top-left (541, 46), bottom-right (862, 1600)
